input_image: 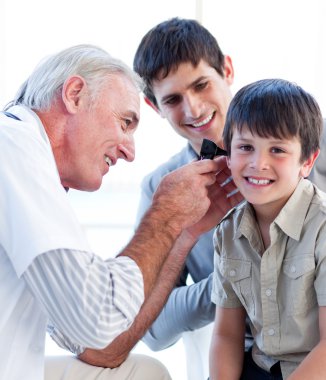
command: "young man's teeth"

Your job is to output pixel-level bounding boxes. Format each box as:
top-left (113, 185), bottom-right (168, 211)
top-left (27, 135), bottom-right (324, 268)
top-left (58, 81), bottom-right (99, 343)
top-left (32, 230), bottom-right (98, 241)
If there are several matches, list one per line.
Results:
top-left (192, 113), bottom-right (213, 128)
top-left (105, 156), bottom-right (112, 166)
top-left (248, 178), bottom-right (271, 185)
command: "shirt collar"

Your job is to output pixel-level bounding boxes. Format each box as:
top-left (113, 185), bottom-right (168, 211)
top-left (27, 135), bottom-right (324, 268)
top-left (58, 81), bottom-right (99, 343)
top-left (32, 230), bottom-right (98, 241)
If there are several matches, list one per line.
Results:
top-left (235, 203), bottom-right (263, 251)
top-left (274, 178), bottom-right (314, 240)
top-left (186, 142), bottom-right (199, 160)
top-left (6, 105), bottom-right (51, 146)
top-left (235, 178), bottom-right (314, 242)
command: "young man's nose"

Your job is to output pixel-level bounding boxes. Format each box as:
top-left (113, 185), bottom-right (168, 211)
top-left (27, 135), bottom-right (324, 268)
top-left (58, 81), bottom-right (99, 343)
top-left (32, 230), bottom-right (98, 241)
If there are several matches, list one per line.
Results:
top-left (182, 95), bottom-right (202, 119)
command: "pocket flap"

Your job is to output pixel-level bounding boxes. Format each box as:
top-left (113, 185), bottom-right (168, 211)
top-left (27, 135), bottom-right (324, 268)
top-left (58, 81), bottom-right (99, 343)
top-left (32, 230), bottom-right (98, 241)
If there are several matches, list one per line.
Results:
top-left (219, 258), bottom-right (251, 282)
top-left (283, 255), bottom-right (315, 279)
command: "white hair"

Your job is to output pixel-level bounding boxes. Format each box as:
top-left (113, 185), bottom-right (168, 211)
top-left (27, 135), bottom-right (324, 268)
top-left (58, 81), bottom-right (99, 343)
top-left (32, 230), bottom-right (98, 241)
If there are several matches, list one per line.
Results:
top-left (9, 44), bottom-right (143, 111)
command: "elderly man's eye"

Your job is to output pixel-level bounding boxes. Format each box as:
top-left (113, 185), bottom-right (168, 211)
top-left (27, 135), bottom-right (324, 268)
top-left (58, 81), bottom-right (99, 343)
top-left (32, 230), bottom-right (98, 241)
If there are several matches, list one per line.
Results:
top-left (121, 119), bottom-right (132, 132)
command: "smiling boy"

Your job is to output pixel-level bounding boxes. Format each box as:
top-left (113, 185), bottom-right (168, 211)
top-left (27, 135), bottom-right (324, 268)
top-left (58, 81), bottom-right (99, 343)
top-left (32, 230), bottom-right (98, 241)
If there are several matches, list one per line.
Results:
top-left (210, 78), bottom-right (325, 379)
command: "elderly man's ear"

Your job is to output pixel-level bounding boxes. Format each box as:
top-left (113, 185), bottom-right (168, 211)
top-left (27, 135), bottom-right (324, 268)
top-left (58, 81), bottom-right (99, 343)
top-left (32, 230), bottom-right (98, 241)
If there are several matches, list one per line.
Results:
top-left (62, 76), bottom-right (88, 114)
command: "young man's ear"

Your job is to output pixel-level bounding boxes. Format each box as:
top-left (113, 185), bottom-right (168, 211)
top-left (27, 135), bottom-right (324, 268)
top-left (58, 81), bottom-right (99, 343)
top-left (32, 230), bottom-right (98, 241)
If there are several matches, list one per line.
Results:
top-left (223, 55), bottom-right (234, 86)
top-left (144, 96), bottom-right (162, 116)
top-left (301, 149), bottom-right (320, 178)
top-left (62, 75), bottom-right (87, 114)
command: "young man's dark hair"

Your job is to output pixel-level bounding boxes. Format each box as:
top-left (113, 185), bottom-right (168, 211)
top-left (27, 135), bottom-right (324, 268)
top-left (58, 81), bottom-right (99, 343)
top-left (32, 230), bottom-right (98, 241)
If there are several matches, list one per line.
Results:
top-left (133, 17), bottom-right (225, 106)
top-left (223, 78), bottom-right (323, 162)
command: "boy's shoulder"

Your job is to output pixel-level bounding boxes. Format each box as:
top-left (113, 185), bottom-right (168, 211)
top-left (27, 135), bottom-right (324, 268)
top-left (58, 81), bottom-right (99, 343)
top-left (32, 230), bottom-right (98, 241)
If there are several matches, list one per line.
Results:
top-left (312, 185), bottom-right (326, 213)
top-left (216, 200), bottom-right (247, 228)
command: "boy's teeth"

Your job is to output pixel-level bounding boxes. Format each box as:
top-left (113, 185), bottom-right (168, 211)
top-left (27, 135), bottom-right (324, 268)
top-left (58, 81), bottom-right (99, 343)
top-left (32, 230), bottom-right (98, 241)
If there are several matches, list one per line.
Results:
top-left (248, 178), bottom-right (271, 185)
top-left (192, 113), bottom-right (213, 128)
top-left (105, 156), bottom-right (112, 166)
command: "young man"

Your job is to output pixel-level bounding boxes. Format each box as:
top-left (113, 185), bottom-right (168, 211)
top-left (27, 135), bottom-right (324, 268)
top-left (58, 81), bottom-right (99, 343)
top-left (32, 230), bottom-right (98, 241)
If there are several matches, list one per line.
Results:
top-left (0, 43), bottom-right (237, 380)
top-left (131, 19), bottom-right (247, 379)
top-left (210, 79), bottom-right (325, 379)
top-left (133, 16), bottom-right (235, 352)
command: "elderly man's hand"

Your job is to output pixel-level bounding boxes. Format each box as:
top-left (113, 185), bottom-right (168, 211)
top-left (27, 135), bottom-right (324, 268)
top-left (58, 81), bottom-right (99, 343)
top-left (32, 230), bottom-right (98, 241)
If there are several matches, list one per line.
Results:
top-left (152, 157), bottom-right (227, 236)
top-left (186, 156), bottom-right (243, 239)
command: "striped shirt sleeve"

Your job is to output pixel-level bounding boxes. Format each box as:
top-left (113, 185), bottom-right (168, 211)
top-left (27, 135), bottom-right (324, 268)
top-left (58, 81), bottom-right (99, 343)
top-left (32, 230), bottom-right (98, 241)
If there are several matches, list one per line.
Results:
top-left (22, 248), bottom-right (144, 352)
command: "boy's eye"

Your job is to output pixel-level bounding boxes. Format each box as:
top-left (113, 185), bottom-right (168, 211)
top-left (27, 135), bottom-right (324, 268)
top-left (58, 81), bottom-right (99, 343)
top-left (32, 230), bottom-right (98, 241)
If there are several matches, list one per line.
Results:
top-left (271, 147), bottom-right (285, 153)
top-left (239, 144), bottom-right (253, 151)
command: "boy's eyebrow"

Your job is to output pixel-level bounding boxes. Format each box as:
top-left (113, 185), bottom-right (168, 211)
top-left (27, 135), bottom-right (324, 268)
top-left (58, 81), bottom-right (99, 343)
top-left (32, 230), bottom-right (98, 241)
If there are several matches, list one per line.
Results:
top-left (234, 134), bottom-right (293, 145)
top-left (234, 137), bottom-right (249, 141)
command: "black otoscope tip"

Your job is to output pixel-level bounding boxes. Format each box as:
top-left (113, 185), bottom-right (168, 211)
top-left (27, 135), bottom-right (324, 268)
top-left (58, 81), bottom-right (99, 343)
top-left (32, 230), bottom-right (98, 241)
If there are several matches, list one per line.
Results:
top-left (199, 138), bottom-right (227, 160)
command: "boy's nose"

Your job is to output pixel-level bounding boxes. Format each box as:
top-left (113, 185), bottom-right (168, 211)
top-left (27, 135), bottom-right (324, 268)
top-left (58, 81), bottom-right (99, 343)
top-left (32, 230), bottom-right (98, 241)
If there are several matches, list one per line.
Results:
top-left (250, 152), bottom-right (269, 170)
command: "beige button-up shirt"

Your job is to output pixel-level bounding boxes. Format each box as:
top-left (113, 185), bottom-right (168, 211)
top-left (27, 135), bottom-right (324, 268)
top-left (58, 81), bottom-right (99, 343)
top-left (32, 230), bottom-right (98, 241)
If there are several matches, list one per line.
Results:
top-left (212, 179), bottom-right (326, 379)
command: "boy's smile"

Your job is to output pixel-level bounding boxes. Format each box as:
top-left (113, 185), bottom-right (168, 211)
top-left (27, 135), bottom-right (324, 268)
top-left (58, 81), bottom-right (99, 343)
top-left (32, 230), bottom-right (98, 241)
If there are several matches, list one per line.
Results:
top-left (246, 177), bottom-right (275, 186)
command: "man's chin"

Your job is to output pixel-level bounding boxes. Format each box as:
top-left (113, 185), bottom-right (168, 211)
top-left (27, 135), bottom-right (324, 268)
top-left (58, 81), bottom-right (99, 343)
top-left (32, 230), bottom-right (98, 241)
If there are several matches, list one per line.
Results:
top-left (67, 178), bottom-right (103, 192)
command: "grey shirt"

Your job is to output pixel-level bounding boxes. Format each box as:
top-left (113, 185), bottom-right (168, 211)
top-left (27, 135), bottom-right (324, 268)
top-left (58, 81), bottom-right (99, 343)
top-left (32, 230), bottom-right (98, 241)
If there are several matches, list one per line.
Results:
top-left (136, 144), bottom-right (216, 350)
top-left (212, 179), bottom-right (326, 379)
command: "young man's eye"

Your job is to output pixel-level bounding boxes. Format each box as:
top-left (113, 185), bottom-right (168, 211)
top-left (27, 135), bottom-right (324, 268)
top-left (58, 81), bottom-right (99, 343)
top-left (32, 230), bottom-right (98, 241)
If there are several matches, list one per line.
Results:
top-left (164, 96), bottom-right (180, 105)
top-left (195, 82), bottom-right (208, 91)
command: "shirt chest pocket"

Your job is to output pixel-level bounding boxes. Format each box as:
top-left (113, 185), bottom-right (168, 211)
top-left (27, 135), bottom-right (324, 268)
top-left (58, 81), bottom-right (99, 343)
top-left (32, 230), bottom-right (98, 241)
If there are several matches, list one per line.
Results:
top-left (220, 258), bottom-right (255, 315)
top-left (282, 255), bottom-right (317, 316)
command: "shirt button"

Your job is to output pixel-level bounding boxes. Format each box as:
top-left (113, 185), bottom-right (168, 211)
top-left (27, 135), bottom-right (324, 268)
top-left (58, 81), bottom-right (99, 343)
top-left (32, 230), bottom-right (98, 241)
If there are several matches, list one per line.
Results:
top-left (268, 328), bottom-right (275, 336)
top-left (229, 269), bottom-right (236, 277)
top-left (290, 265), bottom-right (296, 273)
top-left (265, 289), bottom-right (272, 297)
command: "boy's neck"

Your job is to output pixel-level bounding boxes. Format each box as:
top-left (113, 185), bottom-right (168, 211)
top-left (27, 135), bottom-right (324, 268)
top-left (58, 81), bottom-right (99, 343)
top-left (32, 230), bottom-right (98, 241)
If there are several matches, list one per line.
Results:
top-left (256, 218), bottom-right (271, 250)
top-left (252, 204), bottom-right (282, 251)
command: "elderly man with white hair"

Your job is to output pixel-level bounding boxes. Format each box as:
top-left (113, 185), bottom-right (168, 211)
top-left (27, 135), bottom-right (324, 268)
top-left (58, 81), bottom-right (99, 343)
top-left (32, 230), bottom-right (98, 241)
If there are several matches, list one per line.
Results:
top-left (0, 44), bottom-right (240, 380)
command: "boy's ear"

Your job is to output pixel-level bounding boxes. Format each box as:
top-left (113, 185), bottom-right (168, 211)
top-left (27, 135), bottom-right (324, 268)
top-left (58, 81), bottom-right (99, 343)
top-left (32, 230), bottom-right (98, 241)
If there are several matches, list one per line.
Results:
top-left (144, 96), bottom-right (162, 116)
top-left (300, 149), bottom-right (320, 178)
